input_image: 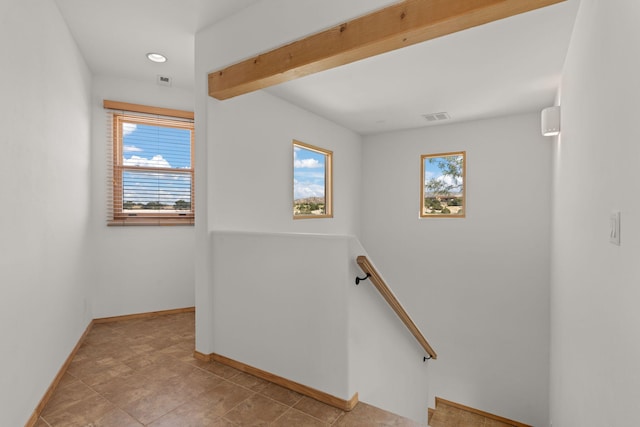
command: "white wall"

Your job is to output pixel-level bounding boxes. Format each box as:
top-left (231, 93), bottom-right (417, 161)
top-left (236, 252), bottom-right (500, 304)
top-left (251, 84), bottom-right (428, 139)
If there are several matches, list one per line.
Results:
top-left (347, 239), bottom-right (431, 423)
top-left (361, 113), bottom-right (552, 426)
top-left (206, 91), bottom-right (362, 234)
top-left (0, 1), bottom-right (92, 425)
top-left (195, 2), bottom-right (552, 424)
top-left (194, 0), bottom-right (385, 354)
top-left (208, 230), bottom-right (432, 422)
top-left (195, 0), bottom-right (395, 236)
top-left (210, 231), bottom-right (352, 399)
top-left (89, 75), bottom-right (195, 318)
top-left (551, 1), bottom-right (640, 425)
top-left (194, 88), bottom-right (364, 353)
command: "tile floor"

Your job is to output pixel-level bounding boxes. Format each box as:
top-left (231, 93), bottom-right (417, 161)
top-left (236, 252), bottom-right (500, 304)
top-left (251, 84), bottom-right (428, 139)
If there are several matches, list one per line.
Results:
top-left (36, 311), bottom-right (422, 426)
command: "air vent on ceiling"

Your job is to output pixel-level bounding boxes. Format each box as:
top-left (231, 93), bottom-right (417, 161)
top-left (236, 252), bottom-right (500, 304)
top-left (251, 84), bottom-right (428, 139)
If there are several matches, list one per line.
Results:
top-left (422, 112), bottom-right (450, 122)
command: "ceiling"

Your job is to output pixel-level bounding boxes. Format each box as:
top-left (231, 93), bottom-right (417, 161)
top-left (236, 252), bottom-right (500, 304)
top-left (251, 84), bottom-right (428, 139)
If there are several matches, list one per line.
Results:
top-left (54, 0), bottom-right (580, 135)
top-left (54, 0), bottom-right (261, 91)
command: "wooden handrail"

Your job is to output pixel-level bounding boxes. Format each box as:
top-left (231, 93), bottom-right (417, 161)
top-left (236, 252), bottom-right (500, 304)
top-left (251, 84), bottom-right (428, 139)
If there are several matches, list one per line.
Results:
top-left (356, 256), bottom-right (437, 360)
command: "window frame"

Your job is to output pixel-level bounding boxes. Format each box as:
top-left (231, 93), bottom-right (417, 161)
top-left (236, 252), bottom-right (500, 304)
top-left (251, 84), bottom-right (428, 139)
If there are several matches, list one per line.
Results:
top-left (420, 151), bottom-right (466, 218)
top-left (105, 100), bottom-right (195, 226)
top-left (292, 140), bottom-right (333, 219)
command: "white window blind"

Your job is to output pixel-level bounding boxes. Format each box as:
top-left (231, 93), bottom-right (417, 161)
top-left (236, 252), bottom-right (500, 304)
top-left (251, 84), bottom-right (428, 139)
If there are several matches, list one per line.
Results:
top-left (104, 100), bottom-right (195, 226)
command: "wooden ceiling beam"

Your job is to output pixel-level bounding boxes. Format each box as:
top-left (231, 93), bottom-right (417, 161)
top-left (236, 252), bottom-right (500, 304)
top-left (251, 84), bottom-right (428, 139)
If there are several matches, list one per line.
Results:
top-left (208, 0), bottom-right (565, 100)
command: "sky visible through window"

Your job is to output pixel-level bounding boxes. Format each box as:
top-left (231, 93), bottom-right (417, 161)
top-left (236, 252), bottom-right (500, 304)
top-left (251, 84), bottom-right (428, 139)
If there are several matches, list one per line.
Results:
top-left (423, 155), bottom-right (463, 194)
top-left (293, 145), bottom-right (325, 200)
top-left (121, 122), bottom-right (192, 207)
top-left (123, 123), bottom-right (190, 168)
top-left (422, 152), bottom-right (465, 217)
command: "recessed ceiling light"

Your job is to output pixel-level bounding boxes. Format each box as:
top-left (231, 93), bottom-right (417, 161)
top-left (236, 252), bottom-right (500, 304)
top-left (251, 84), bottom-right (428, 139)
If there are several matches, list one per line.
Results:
top-left (146, 52), bottom-right (167, 63)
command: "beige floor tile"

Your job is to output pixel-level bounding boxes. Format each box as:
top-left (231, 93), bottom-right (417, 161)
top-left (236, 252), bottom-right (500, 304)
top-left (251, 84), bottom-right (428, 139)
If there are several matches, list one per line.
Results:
top-left (159, 341), bottom-right (194, 359)
top-left (201, 360), bottom-right (243, 379)
top-left (224, 394), bottom-right (289, 426)
top-left (67, 347), bottom-right (137, 379)
top-left (43, 394), bottom-right (115, 427)
top-left (294, 396), bottom-right (345, 424)
top-left (214, 418), bottom-right (239, 427)
top-left (333, 402), bottom-right (422, 427)
top-left (272, 408), bottom-right (331, 426)
top-left (35, 312), bottom-right (422, 426)
top-left (227, 371), bottom-right (270, 392)
top-left (258, 382), bottom-right (303, 406)
top-left (121, 388), bottom-right (189, 425)
top-left (79, 363), bottom-right (134, 388)
top-left (41, 380), bottom-right (99, 417)
top-left (56, 372), bottom-right (79, 388)
top-left (124, 352), bottom-right (175, 371)
top-left (161, 368), bottom-right (224, 400)
top-left (147, 398), bottom-right (230, 427)
top-left (92, 372), bottom-right (155, 406)
top-left (33, 418), bottom-right (51, 427)
top-left (94, 408), bottom-right (143, 427)
top-left (194, 381), bottom-right (254, 417)
top-left (134, 357), bottom-right (197, 382)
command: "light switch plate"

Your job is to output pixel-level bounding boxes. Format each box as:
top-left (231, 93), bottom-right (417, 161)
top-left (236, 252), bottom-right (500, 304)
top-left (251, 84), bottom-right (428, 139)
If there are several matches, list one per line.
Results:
top-left (610, 211), bottom-right (620, 245)
top-left (157, 75), bottom-right (172, 87)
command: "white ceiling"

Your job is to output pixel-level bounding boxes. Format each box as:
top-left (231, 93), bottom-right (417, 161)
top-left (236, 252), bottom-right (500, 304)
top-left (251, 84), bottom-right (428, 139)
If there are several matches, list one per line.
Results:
top-left (54, 0), bottom-right (580, 135)
top-left (54, 0), bottom-right (261, 90)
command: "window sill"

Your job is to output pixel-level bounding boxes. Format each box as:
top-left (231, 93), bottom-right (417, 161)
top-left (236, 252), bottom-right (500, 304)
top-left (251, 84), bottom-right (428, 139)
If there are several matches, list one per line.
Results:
top-left (293, 214), bottom-right (333, 220)
top-left (108, 217), bottom-right (194, 226)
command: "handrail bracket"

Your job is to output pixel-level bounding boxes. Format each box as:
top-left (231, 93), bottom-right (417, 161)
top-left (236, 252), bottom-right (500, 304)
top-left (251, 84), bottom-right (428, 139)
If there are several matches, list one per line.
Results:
top-left (355, 273), bottom-right (370, 285)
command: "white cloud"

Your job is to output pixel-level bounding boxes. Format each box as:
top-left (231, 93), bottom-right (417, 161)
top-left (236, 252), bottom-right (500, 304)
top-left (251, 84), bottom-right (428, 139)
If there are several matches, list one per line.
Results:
top-left (123, 145), bottom-right (143, 153)
top-left (294, 179), bottom-right (325, 199)
top-left (293, 148), bottom-right (323, 169)
top-left (423, 170), bottom-right (434, 184)
top-left (294, 158), bottom-right (322, 169)
top-left (295, 170), bottom-right (325, 180)
top-left (122, 123), bottom-right (137, 136)
top-left (425, 174), bottom-right (463, 193)
top-left (438, 175), bottom-right (463, 188)
top-left (123, 154), bottom-right (172, 168)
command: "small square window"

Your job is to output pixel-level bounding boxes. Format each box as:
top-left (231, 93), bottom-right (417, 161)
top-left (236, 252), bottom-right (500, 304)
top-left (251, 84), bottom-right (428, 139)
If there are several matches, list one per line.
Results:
top-left (421, 151), bottom-right (465, 218)
top-left (293, 140), bottom-right (333, 219)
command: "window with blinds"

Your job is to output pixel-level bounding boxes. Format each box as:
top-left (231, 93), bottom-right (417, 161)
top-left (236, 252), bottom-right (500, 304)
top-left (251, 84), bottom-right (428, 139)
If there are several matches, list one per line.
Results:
top-left (104, 100), bottom-right (195, 226)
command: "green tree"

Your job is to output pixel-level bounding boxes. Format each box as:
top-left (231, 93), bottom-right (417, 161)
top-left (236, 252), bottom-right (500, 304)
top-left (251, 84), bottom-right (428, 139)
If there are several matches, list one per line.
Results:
top-left (174, 199), bottom-right (190, 210)
top-left (144, 201), bottom-right (164, 210)
top-left (425, 198), bottom-right (442, 211)
top-left (425, 155), bottom-right (463, 197)
top-left (299, 203), bottom-right (311, 213)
